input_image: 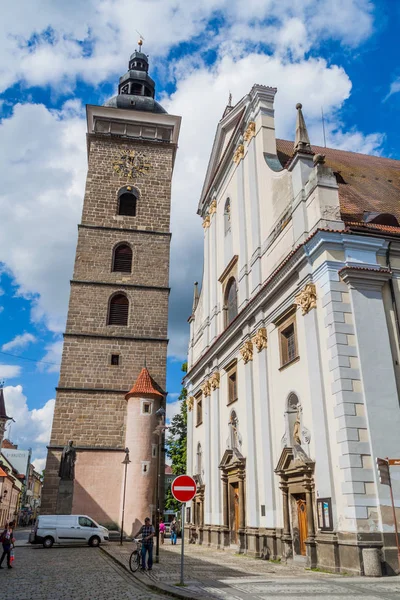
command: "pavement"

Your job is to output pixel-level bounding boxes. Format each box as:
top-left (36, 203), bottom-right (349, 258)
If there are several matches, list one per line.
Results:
top-left (103, 539), bottom-right (400, 600)
top-left (3, 545), bottom-right (172, 600)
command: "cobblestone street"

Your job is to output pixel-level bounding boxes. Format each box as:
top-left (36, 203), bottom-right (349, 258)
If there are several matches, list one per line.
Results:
top-left (5, 545), bottom-right (171, 600)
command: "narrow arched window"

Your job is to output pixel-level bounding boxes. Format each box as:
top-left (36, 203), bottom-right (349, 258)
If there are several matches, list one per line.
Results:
top-left (112, 244), bottom-right (132, 273)
top-left (224, 198), bottom-right (231, 235)
top-left (118, 190), bottom-right (137, 216)
top-left (108, 294), bottom-right (129, 326)
top-left (225, 277), bottom-right (238, 326)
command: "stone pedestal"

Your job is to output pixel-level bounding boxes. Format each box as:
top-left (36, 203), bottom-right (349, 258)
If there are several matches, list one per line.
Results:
top-left (56, 480), bottom-right (74, 514)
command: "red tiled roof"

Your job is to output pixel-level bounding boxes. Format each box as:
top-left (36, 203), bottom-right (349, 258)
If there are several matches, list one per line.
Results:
top-left (125, 367), bottom-right (165, 400)
top-left (276, 139), bottom-right (400, 226)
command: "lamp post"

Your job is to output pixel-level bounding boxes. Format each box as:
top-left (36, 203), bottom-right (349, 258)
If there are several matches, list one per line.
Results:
top-left (154, 407), bottom-right (166, 563)
top-left (120, 448), bottom-right (131, 546)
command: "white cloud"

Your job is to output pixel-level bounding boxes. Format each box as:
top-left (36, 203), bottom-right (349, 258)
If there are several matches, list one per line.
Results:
top-left (0, 364), bottom-right (22, 379)
top-left (37, 339), bottom-right (63, 374)
top-left (384, 76), bottom-right (400, 102)
top-left (3, 385), bottom-right (55, 471)
top-left (2, 332), bottom-right (37, 352)
top-left (0, 1), bottom-right (374, 93)
top-left (166, 399), bottom-right (182, 424)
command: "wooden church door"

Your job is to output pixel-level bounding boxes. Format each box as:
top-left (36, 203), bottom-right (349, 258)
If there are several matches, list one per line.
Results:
top-left (297, 498), bottom-right (308, 556)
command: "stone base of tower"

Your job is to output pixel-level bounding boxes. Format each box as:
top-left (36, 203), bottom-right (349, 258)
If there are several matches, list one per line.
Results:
top-left (185, 524), bottom-right (399, 576)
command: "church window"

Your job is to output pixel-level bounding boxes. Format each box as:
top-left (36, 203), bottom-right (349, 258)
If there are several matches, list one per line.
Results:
top-left (224, 277), bottom-right (238, 327)
top-left (118, 191), bottom-right (137, 216)
top-left (224, 198), bottom-right (231, 235)
top-left (112, 243), bottom-right (132, 272)
top-left (227, 365), bottom-right (238, 405)
top-left (111, 354), bottom-right (120, 366)
top-left (196, 396), bottom-right (203, 427)
top-left (279, 314), bottom-right (298, 368)
top-left (131, 83), bottom-right (142, 95)
top-left (142, 401), bottom-right (152, 414)
top-left (108, 293), bottom-right (129, 326)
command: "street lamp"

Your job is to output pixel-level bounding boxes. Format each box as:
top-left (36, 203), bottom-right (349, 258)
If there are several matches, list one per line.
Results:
top-left (154, 406), bottom-right (166, 563)
top-left (120, 448), bottom-right (131, 546)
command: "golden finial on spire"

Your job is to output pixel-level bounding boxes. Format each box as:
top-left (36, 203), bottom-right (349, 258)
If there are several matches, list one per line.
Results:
top-left (136, 29), bottom-right (145, 51)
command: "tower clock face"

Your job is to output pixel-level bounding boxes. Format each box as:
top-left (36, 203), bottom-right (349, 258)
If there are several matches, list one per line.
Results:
top-left (112, 150), bottom-right (151, 179)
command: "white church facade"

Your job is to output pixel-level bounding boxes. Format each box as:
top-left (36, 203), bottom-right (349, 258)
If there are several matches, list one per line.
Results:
top-left (184, 85), bottom-right (400, 575)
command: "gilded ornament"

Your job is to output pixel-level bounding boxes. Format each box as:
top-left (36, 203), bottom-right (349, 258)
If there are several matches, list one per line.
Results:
top-left (208, 199), bottom-right (217, 216)
top-left (112, 150), bottom-right (151, 180)
top-left (202, 215), bottom-right (211, 229)
top-left (240, 340), bottom-right (253, 364)
top-left (244, 121), bottom-right (256, 142)
top-left (186, 396), bottom-right (194, 411)
top-left (201, 380), bottom-right (211, 397)
top-left (210, 372), bottom-right (220, 390)
top-left (252, 327), bottom-right (267, 352)
top-left (295, 283), bottom-right (317, 315)
top-left (233, 144), bottom-right (244, 164)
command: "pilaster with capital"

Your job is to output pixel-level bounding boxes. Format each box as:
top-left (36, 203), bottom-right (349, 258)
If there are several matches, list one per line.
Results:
top-left (210, 371), bottom-right (222, 525)
top-left (240, 340), bottom-right (253, 364)
top-left (295, 283), bottom-right (317, 315)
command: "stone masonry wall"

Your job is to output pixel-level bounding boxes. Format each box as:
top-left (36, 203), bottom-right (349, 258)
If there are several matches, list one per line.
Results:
top-left (74, 227), bottom-right (170, 287)
top-left (50, 391), bottom-right (126, 447)
top-left (58, 338), bottom-right (167, 391)
top-left (82, 137), bottom-right (173, 233)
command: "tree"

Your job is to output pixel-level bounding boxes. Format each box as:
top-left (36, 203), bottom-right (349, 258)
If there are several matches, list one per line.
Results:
top-left (165, 363), bottom-right (187, 512)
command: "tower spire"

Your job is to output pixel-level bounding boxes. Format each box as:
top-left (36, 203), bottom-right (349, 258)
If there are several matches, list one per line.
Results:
top-left (294, 103), bottom-right (312, 154)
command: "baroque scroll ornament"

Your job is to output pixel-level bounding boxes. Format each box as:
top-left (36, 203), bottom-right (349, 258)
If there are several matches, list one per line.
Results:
top-left (208, 199), bottom-right (217, 216)
top-left (201, 380), bottom-right (211, 397)
top-left (240, 340), bottom-right (254, 364)
top-left (252, 327), bottom-right (267, 352)
top-left (202, 215), bottom-right (211, 229)
top-left (186, 396), bottom-right (194, 411)
top-left (233, 144), bottom-right (244, 164)
top-left (295, 283), bottom-right (317, 315)
top-left (244, 121), bottom-right (256, 142)
top-left (210, 372), bottom-right (220, 390)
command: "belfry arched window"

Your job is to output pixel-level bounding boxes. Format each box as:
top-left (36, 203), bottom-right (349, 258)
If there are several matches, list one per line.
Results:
top-left (112, 244), bottom-right (132, 273)
top-left (225, 277), bottom-right (238, 327)
top-left (108, 293), bottom-right (129, 326)
top-left (118, 188), bottom-right (137, 217)
top-left (224, 198), bottom-right (231, 235)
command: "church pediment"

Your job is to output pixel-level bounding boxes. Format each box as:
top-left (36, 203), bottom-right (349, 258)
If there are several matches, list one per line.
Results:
top-left (275, 445), bottom-right (314, 473)
top-left (219, 447), bottom-right (245, 470)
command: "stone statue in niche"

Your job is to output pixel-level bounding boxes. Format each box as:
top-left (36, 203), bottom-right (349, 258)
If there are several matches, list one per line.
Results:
top-left (293, 407), bottom-right (302, 445)
top-left (227, 411), bottom-right (242, 450)
top-left (59, 440), bottom-right (77, 481)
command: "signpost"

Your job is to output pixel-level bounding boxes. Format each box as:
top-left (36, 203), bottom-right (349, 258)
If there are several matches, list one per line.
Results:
top-left (376, 457), bottom-right (400, 571)
top-left (171, 475), bottom-right (197, 586)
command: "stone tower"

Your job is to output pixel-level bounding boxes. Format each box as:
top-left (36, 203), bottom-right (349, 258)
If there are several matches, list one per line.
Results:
top-left (41, 46), bottom-right (181, 535)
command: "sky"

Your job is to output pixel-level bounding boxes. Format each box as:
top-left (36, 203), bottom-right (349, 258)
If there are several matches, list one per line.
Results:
top-left (0, 0), bottom-right (399, 472)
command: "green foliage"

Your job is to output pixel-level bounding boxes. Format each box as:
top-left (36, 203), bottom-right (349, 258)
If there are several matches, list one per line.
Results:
top-left (165, 362), bottom-right (188, 512)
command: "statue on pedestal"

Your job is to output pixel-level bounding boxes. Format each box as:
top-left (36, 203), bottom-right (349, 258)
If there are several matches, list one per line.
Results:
top-left (58, 440), bottom-right (76, 481)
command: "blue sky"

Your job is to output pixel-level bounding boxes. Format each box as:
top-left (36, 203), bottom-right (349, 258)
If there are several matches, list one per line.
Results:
top-left (0, 0), bottom-right (399, 470)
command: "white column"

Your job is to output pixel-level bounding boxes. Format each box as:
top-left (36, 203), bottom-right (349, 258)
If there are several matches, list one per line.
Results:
top-left (204, 392), bottom-right (212, 524)
top-left (186, 397), bottom-right (194, 519)
top-left (241, 353), bottom-right (258, 527)
top-left (236, 161), bottom-right (248, 309)
top-left (247, 140), bottom-right (261, 295)
top-left (210, 380), bottom-right (222, 525)
top-left (303, 307), bottom-right (334, 499)
top-left (253, 341), bottom-right (276, 527)
top-left (209, 212), bottom-right (218, 343)
top-left (203, 224), bottom-right (210, 347)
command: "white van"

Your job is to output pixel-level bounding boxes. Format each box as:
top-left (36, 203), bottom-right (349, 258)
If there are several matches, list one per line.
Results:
top-left (32, 515), bottom-right (109, 548)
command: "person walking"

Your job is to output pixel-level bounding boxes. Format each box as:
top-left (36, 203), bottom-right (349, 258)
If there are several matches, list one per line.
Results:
top-left (0, 521), bottom-right (15, 569)
top-left (134, 517), bottom-right (155, 571)
top-left (159, 520), bottom-right (166, 545)
top-left (170, 518), bottom-right (177, 545)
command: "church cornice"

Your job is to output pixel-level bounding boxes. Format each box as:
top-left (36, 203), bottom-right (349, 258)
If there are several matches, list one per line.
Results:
top-left (63, 332), bottom-right (168, 343)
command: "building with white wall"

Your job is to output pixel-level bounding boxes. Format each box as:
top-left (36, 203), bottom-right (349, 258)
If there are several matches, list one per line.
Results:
top-left (184, 85), bottom-right (400, 575)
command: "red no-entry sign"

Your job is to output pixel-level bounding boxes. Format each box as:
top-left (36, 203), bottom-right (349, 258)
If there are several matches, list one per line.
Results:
top-left (171, 475), bottom-right (196, 503)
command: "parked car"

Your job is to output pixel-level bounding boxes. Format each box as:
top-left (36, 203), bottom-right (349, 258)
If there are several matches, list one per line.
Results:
top-left (31, 514), bottom-right (109, 548)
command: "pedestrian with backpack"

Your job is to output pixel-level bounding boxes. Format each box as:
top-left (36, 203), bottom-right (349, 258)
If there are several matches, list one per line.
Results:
top-left (170, 518), bottom-right (177, 545)
top-left (0, 521), bottom-right (15, 569)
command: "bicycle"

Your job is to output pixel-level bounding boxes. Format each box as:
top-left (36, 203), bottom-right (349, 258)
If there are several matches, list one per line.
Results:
top-left (129, 539), bottom-right (142, 572)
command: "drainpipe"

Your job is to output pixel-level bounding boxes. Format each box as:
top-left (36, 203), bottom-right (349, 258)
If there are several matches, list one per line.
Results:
top-left (386, 242), bottom-right (400, 350)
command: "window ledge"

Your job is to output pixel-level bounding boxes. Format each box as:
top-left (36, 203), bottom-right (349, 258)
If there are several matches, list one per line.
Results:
top-left (279, 356), bottom-right (300, 371)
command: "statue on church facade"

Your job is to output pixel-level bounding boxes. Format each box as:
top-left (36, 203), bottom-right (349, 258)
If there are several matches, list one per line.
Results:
top-left (58, 440), bottom-right (76, 481)
top-left (227, 411), bottom-right (242, 450)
